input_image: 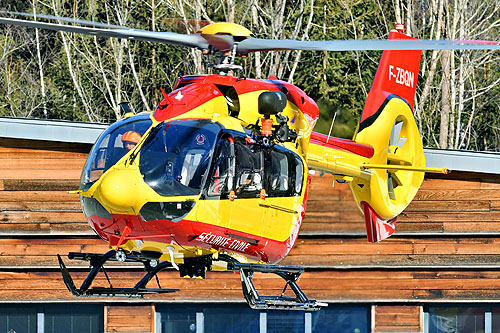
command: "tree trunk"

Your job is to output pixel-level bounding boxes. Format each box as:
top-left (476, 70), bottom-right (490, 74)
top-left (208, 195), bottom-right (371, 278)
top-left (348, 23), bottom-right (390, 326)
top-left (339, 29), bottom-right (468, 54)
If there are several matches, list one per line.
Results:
top-left (439, 49), bottom-right (451, 149)
top-left (289, 0), bottom-right (314, 84)
top-left (394, 0), bottom-right (402, 23)
top-left (33, 0), bottom-right (47, 118)
top-left (251, 0), bottom-right (261, 78)
top-left (417, 0), bottom-right (445, 125)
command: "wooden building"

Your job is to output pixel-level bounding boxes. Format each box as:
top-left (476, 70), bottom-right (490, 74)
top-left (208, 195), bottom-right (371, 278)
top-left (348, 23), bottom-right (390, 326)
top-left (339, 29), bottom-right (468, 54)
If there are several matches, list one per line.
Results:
top-left (0, 117), bottom-right (499, 333)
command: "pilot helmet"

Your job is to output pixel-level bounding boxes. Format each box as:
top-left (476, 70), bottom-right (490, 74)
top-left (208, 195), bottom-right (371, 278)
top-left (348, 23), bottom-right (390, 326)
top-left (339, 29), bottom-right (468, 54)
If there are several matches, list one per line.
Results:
top-left (121, 131), bottom-right (141, 144)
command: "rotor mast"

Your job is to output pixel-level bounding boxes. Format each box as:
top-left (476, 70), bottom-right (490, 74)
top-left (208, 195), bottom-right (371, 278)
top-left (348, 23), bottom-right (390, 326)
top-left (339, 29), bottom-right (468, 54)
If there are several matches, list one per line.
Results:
top-left (198, 22), bottom-right (252, 74)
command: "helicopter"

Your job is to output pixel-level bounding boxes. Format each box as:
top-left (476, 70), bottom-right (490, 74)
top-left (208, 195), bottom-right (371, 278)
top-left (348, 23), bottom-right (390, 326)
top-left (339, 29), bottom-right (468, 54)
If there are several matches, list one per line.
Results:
top-left (1, 12), bottom-right (499, 311)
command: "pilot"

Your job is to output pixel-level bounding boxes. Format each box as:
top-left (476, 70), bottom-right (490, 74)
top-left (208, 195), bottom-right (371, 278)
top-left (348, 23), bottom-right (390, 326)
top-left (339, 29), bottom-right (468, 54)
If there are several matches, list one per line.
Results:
top-left (121, 130), bottom-right (142, 150)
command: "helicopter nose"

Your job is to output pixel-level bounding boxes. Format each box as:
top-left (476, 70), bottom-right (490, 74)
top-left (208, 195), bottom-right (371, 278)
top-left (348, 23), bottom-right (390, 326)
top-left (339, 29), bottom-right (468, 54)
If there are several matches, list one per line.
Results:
top-left (98, 169), bottom-right (141, 213)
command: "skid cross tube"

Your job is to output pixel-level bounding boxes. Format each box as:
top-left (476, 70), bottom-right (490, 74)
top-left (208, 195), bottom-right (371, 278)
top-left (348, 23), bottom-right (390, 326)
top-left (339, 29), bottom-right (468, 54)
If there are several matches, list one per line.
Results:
top-left (58, 250), bottom-right (178, 297)
top-left (224, 260), bottom-right (327, 311)
top-left (134, 261), bottom-right (173, 289)
top-left (80, 250), bottom-right (116, 292)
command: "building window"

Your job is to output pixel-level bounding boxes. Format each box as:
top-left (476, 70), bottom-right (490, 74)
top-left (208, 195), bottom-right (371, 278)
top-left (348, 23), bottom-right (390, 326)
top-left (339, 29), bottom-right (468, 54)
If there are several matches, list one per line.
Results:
top-left (425, 305), bottom-right (491, 333)
top-left (0, 306), bottom-right (37, 333)
top-left (267, 310), bottom-right (305, 333)
top-left (204, 305), bottom-right (259, 333)
top-left (0, 304), bottom-right (103, 333)
top-left (159, 305), bottom-right (198, 333)
top-left (157, 303), bottom-right (369, 333)
top-left (44, 304), bottom-right (102, 333)
top-left (312, 306), bottom-right (370, 333)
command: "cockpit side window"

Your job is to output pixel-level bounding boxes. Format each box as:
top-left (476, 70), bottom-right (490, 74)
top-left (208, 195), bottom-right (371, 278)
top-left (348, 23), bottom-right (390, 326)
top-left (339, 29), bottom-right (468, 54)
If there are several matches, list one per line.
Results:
top-left (294, 156), bottom-right (304, 194)
top-left (80, 115), bottom-right (152, 191)
top-left (268, 150), bottom-right (289, 193)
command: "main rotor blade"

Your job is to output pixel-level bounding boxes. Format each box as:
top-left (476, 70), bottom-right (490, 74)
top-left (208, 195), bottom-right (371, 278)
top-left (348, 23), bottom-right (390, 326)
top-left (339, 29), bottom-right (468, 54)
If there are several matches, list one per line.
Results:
top-left (237, 37), bottom-right (500, 53)
top-left (0, 17), bottom-right (209, 49)
top-left (0, 11), bottom-right (126, 29)
top-left (2, 13), bottom-right (499, 53)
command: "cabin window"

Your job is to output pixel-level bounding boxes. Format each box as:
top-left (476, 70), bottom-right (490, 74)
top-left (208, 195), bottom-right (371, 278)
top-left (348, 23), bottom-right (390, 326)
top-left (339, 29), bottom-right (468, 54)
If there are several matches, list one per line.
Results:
top-left (263, 145), bottom-right (304, 198)
top-left (205, 136), bottom-right (304, 199)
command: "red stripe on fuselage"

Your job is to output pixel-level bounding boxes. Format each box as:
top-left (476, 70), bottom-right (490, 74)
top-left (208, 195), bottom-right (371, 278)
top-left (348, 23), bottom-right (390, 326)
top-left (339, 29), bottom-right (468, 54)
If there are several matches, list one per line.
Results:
top-left (86, 207), bottom-right (306, 264)
top-left (85, 176), bottom-right (313, 264)
top-left (310, 132), bottom-right (374, 158)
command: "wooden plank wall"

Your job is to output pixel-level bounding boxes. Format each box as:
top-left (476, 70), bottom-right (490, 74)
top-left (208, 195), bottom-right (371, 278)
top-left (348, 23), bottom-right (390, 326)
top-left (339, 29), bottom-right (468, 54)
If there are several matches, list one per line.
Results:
top-left (372, 305), bottom-right (422, 332)
top-left (0, 139), bottom-right (88, 235)
top-left (105, 305), bottom-right (154, 333)
top-left (1, 137), bottom-right (499, 332)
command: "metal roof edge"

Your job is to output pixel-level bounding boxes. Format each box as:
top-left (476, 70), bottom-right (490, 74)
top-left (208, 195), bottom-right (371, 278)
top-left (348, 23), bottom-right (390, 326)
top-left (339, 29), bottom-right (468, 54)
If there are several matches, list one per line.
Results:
top-left (423, 147), bottom-right (500, 174)
top-left (0, 116), bottom-right (109, 144)
top-left (0, 117), bottom-right (498, 174)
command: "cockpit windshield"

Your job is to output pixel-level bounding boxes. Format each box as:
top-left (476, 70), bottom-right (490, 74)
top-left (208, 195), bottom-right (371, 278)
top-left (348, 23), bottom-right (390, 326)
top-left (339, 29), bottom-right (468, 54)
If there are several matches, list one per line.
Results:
top-left (139, 119), bottom-right (221, 196)
top-left (80, 114), bottom-right (152, 191)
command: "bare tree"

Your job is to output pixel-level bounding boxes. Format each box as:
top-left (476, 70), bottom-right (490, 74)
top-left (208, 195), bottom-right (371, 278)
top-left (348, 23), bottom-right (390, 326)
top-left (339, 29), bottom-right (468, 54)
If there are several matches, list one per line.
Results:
top-left (439, 49), bottom-right (451, 148)
top-left (33, 0), bottom-right (47, 118)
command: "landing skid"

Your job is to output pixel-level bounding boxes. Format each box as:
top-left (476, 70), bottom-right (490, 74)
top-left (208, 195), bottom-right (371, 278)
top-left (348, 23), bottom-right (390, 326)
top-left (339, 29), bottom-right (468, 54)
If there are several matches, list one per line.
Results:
top-left (58, 250), bottom-right (178, 298)
top-left (58, 251), bottom-right (326, 310)
top-left (223, 258), bottom-right (327, 311)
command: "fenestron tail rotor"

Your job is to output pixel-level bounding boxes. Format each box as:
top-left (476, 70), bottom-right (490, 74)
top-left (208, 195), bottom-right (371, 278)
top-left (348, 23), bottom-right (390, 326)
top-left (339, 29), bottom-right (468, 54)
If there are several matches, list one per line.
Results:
top-left (387, 120), bottom-right (407, 201)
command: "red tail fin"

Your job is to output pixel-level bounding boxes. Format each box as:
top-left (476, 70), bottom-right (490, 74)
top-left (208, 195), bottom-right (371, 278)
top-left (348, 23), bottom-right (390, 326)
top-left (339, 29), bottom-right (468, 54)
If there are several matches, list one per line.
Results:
top-left (361, 202), bottom-right (397, 242)
top-left (358, 27), bottom-right (422, 132)
top-left (351, 26), bottom-right (424, 243)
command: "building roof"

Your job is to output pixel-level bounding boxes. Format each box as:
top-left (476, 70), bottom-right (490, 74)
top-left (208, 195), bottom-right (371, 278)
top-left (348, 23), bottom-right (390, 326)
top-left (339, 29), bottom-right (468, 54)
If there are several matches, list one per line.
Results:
top-left (0, 117), bottom-right (108, 144)
top-left (424, 148), bottom-right (500, 175)
top-left (0, 116), bottom-right (498, 174)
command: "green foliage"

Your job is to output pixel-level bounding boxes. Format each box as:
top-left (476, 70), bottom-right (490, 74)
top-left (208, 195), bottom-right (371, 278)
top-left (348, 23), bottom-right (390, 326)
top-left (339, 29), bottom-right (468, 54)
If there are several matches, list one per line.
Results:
top-left (0, 0), bottom-right (498, 151)
top-left (292, 0), bottom-right (391, 136)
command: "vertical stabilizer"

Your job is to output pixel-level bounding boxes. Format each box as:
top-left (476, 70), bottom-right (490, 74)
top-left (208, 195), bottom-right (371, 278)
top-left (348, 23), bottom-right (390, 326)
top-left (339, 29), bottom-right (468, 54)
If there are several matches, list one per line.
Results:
top-left (358, 27), bottom-right (422, 133)
top-left (351, 25), bottom-right (425, 242)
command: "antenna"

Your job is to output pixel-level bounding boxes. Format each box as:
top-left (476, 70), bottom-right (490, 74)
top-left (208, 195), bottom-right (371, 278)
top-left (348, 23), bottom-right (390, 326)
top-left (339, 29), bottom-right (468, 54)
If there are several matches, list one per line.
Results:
top-left (119, 102), bottom-right (133, 114)
top-left (326, 111), bottom-right (338, 144)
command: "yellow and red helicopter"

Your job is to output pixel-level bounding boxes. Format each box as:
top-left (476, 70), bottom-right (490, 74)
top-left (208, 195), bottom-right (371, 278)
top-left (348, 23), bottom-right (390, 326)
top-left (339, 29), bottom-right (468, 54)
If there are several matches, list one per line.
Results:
top-left (1, 13), bottom-right (499, 310)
